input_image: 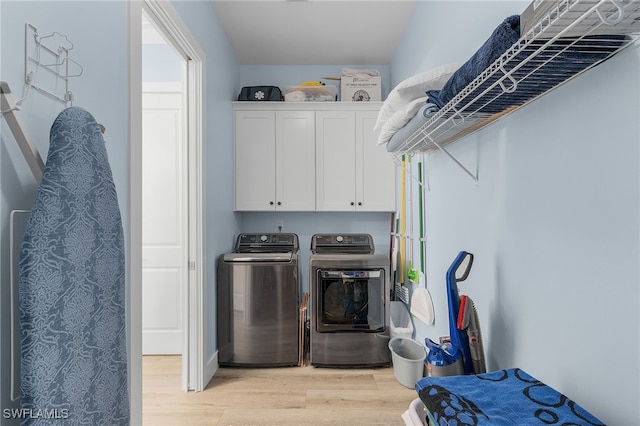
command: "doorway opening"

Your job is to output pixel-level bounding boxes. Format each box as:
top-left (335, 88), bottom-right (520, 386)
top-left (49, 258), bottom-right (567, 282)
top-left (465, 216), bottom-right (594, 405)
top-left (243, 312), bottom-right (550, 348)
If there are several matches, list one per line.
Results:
top-left (135, 0), bottom-right (207, 396)
top-left (141, 9), bottom-right (187, 383)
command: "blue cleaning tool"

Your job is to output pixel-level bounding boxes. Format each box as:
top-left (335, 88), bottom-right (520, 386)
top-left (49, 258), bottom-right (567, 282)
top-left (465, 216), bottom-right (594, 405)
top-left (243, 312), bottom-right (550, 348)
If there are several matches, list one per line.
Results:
top-left (425, 338), bottom-right (460, 366)
top-left (446, 251), bottom-right (475, 375)
top-left (424, 338), bottom-right (464, 377)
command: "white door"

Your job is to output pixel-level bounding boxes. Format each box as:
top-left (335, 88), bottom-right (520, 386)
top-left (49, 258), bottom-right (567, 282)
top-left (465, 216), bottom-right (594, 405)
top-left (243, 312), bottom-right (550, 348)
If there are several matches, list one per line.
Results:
top-left (276, 111), bottom-right (316, 211)
top-left (357, 111), bottom-right (396, 212)
top-left (315, 111), bottom-right (357, 211)
top-left (234, 110), bottom-right (276, 210)
top-left (142, 82), bottom-right (186, 354)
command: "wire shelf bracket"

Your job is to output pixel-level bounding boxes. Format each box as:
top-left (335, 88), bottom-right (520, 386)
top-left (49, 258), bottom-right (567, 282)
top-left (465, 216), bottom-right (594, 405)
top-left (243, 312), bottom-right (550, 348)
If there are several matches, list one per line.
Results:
top-left (431, 140), bottom-right (479, 186)
top-left (397, 140), bottom-right (478, 187)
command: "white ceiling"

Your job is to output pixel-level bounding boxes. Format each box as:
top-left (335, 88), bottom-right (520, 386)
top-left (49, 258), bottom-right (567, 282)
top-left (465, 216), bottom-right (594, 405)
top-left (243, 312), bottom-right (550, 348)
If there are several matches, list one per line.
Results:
top-left (210, 1), bottom-right (418, 65)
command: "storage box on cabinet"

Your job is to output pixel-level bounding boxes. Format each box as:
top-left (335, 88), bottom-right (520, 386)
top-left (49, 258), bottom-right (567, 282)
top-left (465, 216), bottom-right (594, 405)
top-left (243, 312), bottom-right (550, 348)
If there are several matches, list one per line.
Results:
top-left (234, 110), bottom-right (315, 211)
top-left (283, 85), bottom-right (338, 102)
top-left (341, 76), bottom-right (382, 102)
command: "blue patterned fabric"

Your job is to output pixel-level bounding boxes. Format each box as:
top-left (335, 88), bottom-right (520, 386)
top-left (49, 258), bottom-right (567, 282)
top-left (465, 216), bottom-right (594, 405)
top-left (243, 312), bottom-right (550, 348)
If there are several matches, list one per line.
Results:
top-left (426, 15), bottom-right (626, 115)
top-left (416, 368), bottom-right (604, 426)
top-left (427, 15), bottom-right (521, 109)
top-left (18, 107), bottom-right (129, 425)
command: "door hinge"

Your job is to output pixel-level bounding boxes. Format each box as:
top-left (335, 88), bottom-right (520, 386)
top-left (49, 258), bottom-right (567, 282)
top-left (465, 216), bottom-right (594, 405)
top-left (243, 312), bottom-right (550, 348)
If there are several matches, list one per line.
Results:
top-left (189, 261), bottom-right (196, 270)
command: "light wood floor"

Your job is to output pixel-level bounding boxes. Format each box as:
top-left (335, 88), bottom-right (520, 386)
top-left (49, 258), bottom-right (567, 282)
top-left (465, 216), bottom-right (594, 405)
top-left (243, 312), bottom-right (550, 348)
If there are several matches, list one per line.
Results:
top-left (143, 355), bottom-right (418, 426)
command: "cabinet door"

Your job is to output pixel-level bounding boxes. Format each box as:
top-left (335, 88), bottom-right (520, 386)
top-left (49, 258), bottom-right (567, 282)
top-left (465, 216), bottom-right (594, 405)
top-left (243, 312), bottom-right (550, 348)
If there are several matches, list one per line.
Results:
top-left (276, 111), bottom-right (315, 211)
top-left (234, 110), bottom-right (276, 210)
top-left (315, 111), bottom-right (356, 211)
top-left (356, 111), bottom-right (396, 211)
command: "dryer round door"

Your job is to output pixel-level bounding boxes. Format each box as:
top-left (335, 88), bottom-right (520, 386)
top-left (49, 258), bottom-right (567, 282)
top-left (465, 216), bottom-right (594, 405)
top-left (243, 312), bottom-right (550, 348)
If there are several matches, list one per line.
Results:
top-left (315, 269), bottom-right (385, 332)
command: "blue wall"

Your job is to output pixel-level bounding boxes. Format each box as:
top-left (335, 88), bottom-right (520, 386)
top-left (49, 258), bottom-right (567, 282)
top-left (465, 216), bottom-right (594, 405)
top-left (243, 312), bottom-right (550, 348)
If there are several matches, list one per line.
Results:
top-left (391, 2), bottom-right (639, 425)
top-left (239, 211), bottom-right (394, 295)
top-left (143, 44), bottom-right (182, 82)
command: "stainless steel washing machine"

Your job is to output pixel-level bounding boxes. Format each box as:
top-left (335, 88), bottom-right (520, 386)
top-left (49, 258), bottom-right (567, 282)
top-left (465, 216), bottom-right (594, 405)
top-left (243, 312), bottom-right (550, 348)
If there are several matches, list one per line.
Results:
top-left (217, 233), bottom-right (299, 367)
top-left (309, 234), bottom-right (391, 367)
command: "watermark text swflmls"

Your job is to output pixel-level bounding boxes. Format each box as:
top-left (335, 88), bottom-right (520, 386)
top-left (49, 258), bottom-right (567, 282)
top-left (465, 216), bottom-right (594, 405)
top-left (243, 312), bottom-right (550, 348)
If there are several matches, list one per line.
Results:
top-left (3, 408), bottom-right (70, 420)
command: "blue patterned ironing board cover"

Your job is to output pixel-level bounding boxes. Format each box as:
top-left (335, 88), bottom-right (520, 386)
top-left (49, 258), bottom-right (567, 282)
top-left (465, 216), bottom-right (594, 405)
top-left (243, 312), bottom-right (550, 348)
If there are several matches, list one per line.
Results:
top-left (19, 107), bottom-right (129, 425)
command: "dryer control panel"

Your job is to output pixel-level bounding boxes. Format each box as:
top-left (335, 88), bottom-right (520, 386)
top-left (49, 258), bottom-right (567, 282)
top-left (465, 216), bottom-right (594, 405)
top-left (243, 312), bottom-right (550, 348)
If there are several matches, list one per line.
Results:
top-left (311, 233), bottom-right (374, 254)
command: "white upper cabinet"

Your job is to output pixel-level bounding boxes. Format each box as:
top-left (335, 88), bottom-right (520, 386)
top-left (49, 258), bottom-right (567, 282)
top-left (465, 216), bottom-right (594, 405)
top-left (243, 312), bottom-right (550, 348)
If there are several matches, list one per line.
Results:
top-left (234, 109), bottom-right (315, 211)
top-left (233, 102), bottom-right (395, 212)
top-left (276, 111), bottom-right (316, 210)
top-left (356, 111), bottom-right (396, 212)
top-left (316, 110), bottom-right (395, 212)
top-left (315, 111), bottom-right (356, 210)
top-left (234, 110), bottom-right (275, 211)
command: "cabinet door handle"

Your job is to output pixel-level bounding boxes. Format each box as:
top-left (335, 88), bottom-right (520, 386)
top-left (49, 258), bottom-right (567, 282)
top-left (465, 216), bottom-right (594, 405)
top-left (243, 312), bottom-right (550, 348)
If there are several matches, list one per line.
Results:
top-left (269, 201), bottom-right (274, 205)
top-left (358, 202), bottom-right (362, 206)
top-left (350, 202), bottom-right (355, 206)
top-left (277, 201), bottom-right (281, 206)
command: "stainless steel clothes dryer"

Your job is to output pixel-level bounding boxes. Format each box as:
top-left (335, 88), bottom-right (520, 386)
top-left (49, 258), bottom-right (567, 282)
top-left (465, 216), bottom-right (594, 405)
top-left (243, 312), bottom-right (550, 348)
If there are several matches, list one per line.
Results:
top-left (217, 233), bottom-right (299, 367)
top-left (309, 234), bottom-right (391, 367)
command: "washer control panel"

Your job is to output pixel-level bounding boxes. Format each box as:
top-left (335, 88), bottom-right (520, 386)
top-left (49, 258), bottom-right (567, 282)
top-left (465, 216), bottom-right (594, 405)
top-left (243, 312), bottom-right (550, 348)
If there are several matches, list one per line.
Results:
top-left (236, 233), bottom-right (299, 253)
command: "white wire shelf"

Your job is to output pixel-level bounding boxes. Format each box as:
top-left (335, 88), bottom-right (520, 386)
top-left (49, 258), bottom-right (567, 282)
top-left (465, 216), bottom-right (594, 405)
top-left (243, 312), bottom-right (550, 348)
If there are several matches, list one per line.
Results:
top-left (389, 0), bottom-right (640, 165)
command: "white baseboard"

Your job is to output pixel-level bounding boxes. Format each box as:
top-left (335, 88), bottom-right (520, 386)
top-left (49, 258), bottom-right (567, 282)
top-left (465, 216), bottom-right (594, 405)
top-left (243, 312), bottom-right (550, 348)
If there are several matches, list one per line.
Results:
top-left (204, 350), bottom-right (218, 389)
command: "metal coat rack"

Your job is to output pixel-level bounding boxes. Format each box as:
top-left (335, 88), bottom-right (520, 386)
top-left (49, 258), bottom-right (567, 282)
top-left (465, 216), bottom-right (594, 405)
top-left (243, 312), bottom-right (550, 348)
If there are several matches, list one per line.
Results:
top-left (0, 23), bottom-right (87, 183)
top-left (23, 22), bottom-right (83, 106)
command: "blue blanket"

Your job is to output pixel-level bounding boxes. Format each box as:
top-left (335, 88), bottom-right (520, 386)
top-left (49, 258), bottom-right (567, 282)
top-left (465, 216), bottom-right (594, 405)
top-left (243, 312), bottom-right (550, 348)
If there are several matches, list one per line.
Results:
top-left (416, 368), bottom-right (604, 426)
top-left (427, 15), bottom-right (521, 109)
top-left (448, 34), bottom-right (627, 116)
top-left (19, 107), bottom-right (129, 425)
top-left (426, 15), bottom-right (627, 115)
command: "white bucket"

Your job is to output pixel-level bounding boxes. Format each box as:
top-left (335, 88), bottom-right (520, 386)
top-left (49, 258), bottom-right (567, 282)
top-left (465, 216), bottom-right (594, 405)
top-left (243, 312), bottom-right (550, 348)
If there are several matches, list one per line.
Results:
top-left (401, 398), bottom-right (429, 426)
top-left (388, 337), bottom-right (426, 388)
top-left (390, 301), bottom-right (414, 340)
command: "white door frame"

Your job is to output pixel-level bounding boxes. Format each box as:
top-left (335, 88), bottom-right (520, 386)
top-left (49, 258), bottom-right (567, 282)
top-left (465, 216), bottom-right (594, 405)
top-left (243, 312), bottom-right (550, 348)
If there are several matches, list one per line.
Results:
top-left (128, 0), bottom-right (206, 419)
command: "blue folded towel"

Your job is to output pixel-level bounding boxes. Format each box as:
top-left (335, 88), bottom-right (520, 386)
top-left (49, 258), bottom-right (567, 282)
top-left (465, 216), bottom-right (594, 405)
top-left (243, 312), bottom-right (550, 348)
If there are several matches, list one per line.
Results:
top-left (426, 13), bottom-right (627, 115)
top-left (427, 15), bottom-right (521, 109)
top-left (416, 368), bottom-right (604, 425)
